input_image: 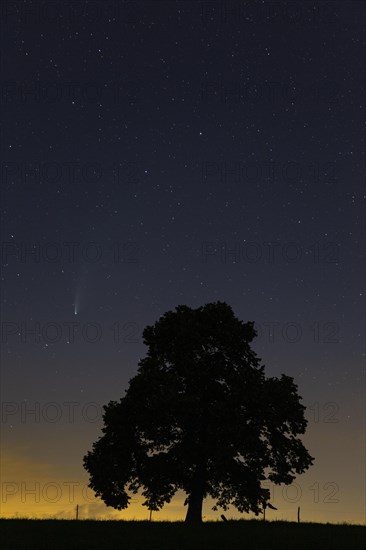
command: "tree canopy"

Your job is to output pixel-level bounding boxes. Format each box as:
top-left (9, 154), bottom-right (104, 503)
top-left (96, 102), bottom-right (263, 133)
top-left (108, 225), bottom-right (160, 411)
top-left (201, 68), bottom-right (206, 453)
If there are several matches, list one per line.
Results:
top-left (83, 301), bottom-right (314, 523)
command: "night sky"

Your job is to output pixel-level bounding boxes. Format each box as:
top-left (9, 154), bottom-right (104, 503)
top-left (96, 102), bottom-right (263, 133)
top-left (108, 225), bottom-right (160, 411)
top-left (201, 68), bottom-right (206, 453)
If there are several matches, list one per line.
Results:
top-left (1, 0), bottom-right (365, 523)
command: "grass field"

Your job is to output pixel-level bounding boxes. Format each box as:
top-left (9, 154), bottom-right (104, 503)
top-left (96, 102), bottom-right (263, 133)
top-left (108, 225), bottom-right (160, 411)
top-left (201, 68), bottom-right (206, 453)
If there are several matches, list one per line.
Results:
top-left (0, 518), bottom-right (365, 550)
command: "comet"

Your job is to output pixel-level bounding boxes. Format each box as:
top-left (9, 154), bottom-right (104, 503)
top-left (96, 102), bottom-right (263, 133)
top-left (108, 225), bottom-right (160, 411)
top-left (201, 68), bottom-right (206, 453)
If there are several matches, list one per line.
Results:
top-left (74, 291), bottom-right (80, 316)
top-left (74, 283), bottom-right (83, 316)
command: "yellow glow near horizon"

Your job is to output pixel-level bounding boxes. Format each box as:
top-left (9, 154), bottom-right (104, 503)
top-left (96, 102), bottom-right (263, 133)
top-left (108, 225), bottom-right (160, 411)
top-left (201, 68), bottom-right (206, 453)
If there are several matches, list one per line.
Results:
top-left (1, 446), bottom-right (365, 524)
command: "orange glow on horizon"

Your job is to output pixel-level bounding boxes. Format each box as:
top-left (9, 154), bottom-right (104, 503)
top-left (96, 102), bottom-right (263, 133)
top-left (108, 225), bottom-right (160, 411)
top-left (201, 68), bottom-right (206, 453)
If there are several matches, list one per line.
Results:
top-left (1, 447), bottom-right (365, 525)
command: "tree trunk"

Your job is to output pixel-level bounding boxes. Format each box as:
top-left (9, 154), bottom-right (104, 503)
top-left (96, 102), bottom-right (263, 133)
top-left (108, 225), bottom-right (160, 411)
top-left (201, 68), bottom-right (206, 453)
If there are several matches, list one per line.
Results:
top-left (185, 436), bottom-right (206, 524)
top-left (185, 488), bottom-right (203, 523)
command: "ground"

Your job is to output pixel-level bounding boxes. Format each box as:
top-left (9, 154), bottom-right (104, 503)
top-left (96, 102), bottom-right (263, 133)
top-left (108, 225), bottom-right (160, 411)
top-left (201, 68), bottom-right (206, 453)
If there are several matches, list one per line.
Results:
top-left (0, 519), bottom-right (365, 550)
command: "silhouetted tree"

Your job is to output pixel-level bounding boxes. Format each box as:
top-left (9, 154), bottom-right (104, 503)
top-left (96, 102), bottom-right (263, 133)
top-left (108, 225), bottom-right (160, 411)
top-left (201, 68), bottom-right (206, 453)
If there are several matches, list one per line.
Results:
top-left (83, 302), bottom-right (314, 523)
